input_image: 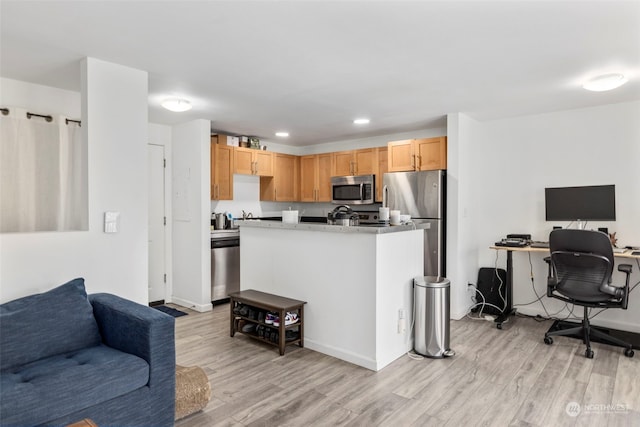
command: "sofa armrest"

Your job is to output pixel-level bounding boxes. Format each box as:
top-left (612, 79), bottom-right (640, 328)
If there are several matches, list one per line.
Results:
top-left (89, 294), bottom-right (175, 426)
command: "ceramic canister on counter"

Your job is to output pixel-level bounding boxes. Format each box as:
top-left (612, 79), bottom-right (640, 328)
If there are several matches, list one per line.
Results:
top-left (390, 210), bottom-right (401, 225)
top-left (282, 210), bottom-right (299, 224)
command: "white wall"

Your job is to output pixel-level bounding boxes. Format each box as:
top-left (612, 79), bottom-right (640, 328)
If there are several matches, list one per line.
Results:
top-left (460, 101), bottom-right (640, 331)
top-left (171, 119), bottom-right (212, 312)
top-left (0, 59), bottom-right (149, 304)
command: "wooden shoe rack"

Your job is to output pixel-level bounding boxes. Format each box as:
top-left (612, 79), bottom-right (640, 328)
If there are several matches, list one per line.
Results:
top-left (229, 289), bottom-right (306, 355)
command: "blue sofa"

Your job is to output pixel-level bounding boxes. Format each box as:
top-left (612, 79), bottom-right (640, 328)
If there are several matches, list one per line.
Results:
top-left (0, 278), bottom-right (176, 427)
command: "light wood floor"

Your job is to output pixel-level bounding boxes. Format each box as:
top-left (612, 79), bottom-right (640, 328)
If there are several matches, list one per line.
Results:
top-left (173, 304), bottom-right (639, 427)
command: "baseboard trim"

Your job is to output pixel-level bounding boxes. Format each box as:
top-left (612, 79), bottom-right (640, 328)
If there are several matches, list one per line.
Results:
top-left (304, 339), bottom-right (380, 371)
top-left (171, 296), bottom-right (212, 313)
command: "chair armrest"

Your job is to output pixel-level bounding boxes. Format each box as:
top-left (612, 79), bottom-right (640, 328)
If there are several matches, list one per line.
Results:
top-left (89, 293), bottom-right (176, 426)
top-left (618, 264), bottom-right (632, 274)
top-left (545, 256), bottom-right (557, 297)
top-left (617, 264), bottom-right (633, 309)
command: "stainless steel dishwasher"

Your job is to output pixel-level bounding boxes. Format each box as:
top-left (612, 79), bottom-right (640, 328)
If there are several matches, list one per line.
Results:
top-left (211, 230), bottom-right (240, 304)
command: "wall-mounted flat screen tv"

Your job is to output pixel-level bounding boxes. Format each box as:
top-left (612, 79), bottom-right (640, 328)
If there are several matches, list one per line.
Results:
top-left (545, 185), bottom-right (616, 221)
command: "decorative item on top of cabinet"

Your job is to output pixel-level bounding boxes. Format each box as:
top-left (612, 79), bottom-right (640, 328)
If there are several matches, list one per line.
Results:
top-left (260, 153), bottom-right (299, 201)
top-left (210, 136), bottom-right (234, 200)
top-left (234, 147), bottom-right (273, 176)
top-left (300, 153), bottom-right (332, 202)
top-left (387, 137), bottom-right (447, 172)
top-left (332, 148), bottom-right (376, 176)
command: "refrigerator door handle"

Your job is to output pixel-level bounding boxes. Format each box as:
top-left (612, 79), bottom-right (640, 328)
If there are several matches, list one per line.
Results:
top-left (382, 184), bottom-right (388, 208)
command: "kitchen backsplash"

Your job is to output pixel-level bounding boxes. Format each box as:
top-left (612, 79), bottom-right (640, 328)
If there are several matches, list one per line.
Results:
top-left (210, 174), bottom-right (381, 219)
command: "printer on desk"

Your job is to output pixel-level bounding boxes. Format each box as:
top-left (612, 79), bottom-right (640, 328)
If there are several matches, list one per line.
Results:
top-left (495, 234), bottom-right (531, 248)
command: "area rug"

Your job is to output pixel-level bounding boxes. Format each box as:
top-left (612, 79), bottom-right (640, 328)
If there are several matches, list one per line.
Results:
top-left (153, 305), bottom-right (188, 318)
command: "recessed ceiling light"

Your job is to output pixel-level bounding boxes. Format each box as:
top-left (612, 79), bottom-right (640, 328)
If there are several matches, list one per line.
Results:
top-left (353, 118), bottom-right (370, 125)
top-left (161, 98), bottom-right (192, 112)
top-left (275, 132), bottom-right (289, 137)
top-left (582, 73), bottom-right (628, 92)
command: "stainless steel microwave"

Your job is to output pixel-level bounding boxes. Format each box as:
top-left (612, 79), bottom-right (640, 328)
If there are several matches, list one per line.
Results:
top-left (331, 175), bottom-right (375, 205)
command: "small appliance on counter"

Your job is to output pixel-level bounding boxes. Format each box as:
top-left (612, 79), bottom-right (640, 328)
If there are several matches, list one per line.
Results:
top-left (212, 212), bottom-right (236, 230)
top-left (327, 205), bottom-right (360, 226)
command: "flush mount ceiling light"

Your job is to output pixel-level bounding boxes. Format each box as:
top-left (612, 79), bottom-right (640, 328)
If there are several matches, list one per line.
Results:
top-left (275, 131), bottom-right (289, 137)
top-left (582, 73), bottom-right (628, 92)
top-left (161, 98), bottom-right (192, 112)
top-left (353, 118), bottom-right (370, 125)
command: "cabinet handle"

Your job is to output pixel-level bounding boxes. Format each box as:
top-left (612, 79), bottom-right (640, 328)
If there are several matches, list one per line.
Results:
top-left (416, 155), bottom-right (421, 170)
top-left (411, 154), bottom-right (415, 169)
top-left (274, 188), bottom-right (277, 200)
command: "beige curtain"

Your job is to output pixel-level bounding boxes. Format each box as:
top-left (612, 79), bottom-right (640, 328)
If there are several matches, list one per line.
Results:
top-left (0, 108), bottom-right (87, 232)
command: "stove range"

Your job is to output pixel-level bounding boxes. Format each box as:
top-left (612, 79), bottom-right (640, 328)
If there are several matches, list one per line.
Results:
top-left (353, 210), bottom-right (389, 227)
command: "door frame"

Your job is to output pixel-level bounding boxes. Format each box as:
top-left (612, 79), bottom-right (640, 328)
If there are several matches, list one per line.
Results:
top-left (148, 142), bottom-right (173, 304)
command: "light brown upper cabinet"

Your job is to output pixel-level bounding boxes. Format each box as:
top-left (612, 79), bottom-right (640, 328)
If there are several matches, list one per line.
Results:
top-left (332, 148), bottom-right (376, 176)
top-left (387, 137), bottom-right (447, 172)
top-left (210, 136), bottom-right (234, 200)
top-left (234, 147), bottom-right (274, 176)
top-left (260, 153), bottom-right (299, 202)
top-left (300, 153), bottom-right (332, 202)
top-left (375, 146), bottom-right (388, 202)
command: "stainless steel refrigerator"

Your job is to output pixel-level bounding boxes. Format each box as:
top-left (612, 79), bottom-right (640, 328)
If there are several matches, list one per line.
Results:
top-left (383, 170), bottom-right (446, 277)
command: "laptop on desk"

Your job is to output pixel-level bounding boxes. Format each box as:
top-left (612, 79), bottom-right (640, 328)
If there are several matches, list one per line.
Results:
top-left (530, 241), bottom-right (549, 249)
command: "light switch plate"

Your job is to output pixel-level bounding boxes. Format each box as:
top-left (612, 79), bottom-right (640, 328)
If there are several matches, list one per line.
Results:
top-left (104, 211), bottom-right (120, 233)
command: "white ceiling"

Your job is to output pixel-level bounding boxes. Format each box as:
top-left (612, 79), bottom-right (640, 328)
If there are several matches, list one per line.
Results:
top-left (1, 1), bottom-right (639, 146)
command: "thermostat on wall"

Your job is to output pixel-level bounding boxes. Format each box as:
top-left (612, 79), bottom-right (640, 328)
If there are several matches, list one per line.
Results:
top-left (104, 211), bottom-right (120, 233)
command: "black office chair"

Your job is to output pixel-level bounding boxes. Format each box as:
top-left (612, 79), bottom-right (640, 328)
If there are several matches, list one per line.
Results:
top-left (544, 229), bottom-right (634, 359)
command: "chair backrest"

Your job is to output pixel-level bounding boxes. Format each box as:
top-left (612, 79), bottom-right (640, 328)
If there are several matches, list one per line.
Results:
top-left (549, 229), bottom-right (617, 300)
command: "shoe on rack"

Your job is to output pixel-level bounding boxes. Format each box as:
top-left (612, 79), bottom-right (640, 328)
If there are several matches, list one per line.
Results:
top-left (257, 311), bottom-right (265, 323)
top-left (248, 308), bottom-right (258, 320)
top-left (238, 305), bottom-right (249, 317)
top-left (273, 312), bottom-right (299, 327)
top-left (233, 303), bottom-right (243, 314)
top-left (256, 325), bottom-right (265, 338)
top-left (285, 330), bottom-right (299, 342)
top-left (242, 323), bottom-right (256, 334)
top-left (265, 312), bottom-right (278, 325)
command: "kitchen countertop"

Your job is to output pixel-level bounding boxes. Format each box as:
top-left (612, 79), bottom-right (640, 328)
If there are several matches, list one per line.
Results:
top-left (210, 229), bottom-right (240, 239)
top-left (236, 219), bottom-right (426, 234)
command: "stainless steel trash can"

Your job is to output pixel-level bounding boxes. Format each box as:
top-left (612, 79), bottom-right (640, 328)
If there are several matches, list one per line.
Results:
top-left (414, 276), bottom-right (454, 358)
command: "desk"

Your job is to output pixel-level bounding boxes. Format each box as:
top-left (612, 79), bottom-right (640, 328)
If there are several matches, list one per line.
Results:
top-left (489, 246), bottom-right (640, 329)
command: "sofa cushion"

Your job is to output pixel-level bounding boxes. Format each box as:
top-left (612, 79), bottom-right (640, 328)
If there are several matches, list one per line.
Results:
top-left (0, 344), bottom-right (150, 426)
top-left (0, 278), bottom-right (101, 371)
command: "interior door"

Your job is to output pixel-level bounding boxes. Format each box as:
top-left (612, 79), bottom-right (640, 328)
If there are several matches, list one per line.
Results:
top-left (148, 144), bottom-right (166, 303)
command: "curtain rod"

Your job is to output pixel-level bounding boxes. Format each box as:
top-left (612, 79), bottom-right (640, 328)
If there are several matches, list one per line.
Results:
top-left (0, 107), bottom-right (81, 125)
top-left (26, 112), bottom-right (53, 122)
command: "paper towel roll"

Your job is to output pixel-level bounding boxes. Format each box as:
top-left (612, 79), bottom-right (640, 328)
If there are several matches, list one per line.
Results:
top-left (379, 207), bottom-right (390, 221)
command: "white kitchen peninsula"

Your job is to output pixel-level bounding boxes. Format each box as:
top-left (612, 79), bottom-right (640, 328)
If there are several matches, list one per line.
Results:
top-left (238, 220), bottom-right (424, 371)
